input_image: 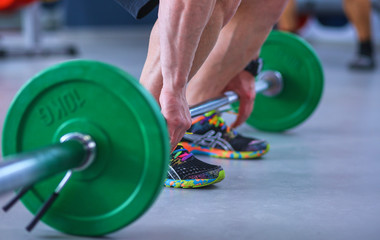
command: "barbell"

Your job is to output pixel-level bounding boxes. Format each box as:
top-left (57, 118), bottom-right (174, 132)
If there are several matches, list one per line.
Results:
top-left (0, 31), bottom-right (323, 236)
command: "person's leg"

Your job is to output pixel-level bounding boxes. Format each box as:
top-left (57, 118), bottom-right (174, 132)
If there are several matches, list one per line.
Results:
top-left (186, 0), bottom-right (287, 106)
top-left (343, 0), bottom-right (376, 70)
top-left (343, 0), bottom-right (372, 42)
top-left (277, 0), bottom-right (298, 33)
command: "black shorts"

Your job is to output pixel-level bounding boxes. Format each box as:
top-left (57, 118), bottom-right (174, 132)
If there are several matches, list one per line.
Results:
top-left (114, 0), bottom-right (159, 19)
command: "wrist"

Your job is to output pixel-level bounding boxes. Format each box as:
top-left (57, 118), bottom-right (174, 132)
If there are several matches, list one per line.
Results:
top-left (161, 71), bottom-right (188, 90)
top-left (162, 83), bottom-right (186, 96)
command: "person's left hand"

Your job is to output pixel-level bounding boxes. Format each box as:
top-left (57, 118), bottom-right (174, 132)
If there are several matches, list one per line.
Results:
top-left (223, 70), bottom-right (256, 128)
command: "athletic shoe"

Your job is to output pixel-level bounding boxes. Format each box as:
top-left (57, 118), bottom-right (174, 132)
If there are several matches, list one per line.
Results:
top-left (165, 144), bottom-right (225, 188)
top-left (348, 55), bottom-right (376, 70)
top-left (180, 110), bottom-right (269, 159)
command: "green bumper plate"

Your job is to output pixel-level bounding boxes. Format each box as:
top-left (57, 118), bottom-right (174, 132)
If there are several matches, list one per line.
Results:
top-left (247, 31), bottom-right (324, 131)
top-left (2, 60), bottom-right (169, 236)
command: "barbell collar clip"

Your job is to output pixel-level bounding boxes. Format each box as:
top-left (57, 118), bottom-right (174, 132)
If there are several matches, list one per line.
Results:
top-left (60, 133), bottom-right (96, 172)
top-left (2, 186), bottom-right (32, 212)
top-left (26, 170), bottom-right (73, 232)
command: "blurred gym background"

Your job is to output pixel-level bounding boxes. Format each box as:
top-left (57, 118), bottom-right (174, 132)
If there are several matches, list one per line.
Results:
top-left (0, 0), bottom-right (379, 59)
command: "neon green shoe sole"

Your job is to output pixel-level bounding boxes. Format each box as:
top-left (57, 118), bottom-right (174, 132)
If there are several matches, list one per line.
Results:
top-left (164, 170), bottom-right (225, 188)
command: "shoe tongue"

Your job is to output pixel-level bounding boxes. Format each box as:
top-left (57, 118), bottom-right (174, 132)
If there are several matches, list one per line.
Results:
top-left (208, 114), bottom-right (236, 136)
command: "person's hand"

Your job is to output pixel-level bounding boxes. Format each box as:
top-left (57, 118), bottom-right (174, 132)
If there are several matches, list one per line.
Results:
top-left (159, 88), bottom-right (192, 150)
top-left (223, 70), bottom-right (256, 128)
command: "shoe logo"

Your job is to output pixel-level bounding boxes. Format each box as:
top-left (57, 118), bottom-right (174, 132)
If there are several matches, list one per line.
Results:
top-left (183, 130), bottom-right (234, 151)
top-left (167, 165), bottom-right (181, 180)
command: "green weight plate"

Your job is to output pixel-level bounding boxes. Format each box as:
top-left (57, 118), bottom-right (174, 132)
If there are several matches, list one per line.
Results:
top-left (248, 31), bottom-right (324, 131)
top-left (2, 60), bottom-right (170, 236)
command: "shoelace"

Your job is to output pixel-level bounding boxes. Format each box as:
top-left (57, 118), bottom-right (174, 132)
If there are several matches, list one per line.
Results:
top-left (172, 147), bottom-right (193, 162)
top-left (200, 111), bottom-right (236, 135)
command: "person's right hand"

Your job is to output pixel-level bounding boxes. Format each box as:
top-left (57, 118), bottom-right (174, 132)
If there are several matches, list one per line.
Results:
top-left (159, 87), bottom-right (192, 150)
top-left (223, 70), bottom-right (256, 128)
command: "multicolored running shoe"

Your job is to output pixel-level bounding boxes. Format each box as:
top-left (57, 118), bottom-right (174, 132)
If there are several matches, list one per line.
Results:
top-left (165, 144), bottom-right (225, 188)
top-left (180, 111), bottom-right (269, 159)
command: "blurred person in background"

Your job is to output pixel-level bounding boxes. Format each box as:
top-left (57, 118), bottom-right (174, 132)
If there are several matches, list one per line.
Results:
top-left (277, 0), bottom-right (376, 70)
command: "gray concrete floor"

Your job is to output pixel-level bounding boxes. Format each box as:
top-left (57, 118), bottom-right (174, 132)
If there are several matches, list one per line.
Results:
top-left (0, 27), bottom-right (380, 240)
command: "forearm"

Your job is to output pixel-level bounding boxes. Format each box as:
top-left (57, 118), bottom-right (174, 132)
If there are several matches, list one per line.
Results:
top-left (158, 0), bottom-right (216, 91)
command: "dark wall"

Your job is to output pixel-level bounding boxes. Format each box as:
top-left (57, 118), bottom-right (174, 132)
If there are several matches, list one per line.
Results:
top-left (63, 0), bottom-right (157, 26)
